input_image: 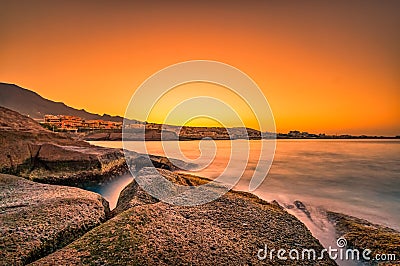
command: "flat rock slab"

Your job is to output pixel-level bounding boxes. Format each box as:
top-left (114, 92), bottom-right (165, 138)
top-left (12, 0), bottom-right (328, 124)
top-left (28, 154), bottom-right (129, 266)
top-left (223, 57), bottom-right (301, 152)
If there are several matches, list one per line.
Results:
top-left (0, 174), bottom-right (110, 265)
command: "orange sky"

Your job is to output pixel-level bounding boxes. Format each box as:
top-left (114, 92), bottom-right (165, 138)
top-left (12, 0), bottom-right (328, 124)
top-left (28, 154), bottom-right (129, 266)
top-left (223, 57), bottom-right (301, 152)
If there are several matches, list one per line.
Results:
top-left (1, 0), bottom-right (399, 135)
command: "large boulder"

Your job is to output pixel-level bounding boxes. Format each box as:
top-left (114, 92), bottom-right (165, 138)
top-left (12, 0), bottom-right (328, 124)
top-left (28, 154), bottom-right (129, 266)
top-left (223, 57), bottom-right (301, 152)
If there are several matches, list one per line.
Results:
top-left (0, 174), bottom-right (110, 265)
top-left (25, 143), bottom-right (128, 186)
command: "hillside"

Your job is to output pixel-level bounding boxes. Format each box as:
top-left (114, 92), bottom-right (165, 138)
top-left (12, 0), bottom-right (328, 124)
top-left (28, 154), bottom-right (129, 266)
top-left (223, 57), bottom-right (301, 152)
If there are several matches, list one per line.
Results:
top-left (0, 82), bottom-right (269, 140)
top-left (0, 82), bottom-right (137, 123)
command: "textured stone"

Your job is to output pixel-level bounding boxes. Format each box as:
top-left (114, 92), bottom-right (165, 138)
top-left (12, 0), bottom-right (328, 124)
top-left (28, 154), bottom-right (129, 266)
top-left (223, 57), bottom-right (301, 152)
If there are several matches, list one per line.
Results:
top-left (0, 174), bottom-right (109, 265)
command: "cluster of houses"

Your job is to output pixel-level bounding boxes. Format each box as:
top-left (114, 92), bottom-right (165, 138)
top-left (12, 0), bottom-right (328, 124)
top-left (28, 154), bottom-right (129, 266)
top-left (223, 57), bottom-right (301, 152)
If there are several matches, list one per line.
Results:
top-left (42, 115), bottom-right (123, 131)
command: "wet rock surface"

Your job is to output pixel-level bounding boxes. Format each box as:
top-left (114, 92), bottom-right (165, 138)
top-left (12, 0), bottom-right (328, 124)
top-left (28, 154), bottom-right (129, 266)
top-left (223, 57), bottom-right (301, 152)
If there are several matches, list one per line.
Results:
top-left (327, 211), bottom-right (400, 263)
top-left (34, 169), bottom-right (336, 265)
top-left (294, 200), bottom-right (312, 221)
top-left (0, 174), bottom-right (110, 265)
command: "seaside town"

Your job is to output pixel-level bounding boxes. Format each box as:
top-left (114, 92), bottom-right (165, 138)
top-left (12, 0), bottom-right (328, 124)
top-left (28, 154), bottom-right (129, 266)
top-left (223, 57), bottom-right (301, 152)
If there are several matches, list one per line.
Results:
top-left (39, 114), bottom-right (399, 139)
top-left (41, 114), bottom-right (124, 131)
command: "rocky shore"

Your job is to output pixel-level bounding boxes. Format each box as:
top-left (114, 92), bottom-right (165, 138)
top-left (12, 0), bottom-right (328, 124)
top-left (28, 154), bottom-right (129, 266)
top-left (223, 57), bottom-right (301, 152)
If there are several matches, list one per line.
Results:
top-left (1, 106), bottom-right (398, 265)
top-left (0, 107), bottom-right (196, 187)
top-left (0, 106), bottom-right (128, 186)
top-left (32, 168), bottom-right (336, 265)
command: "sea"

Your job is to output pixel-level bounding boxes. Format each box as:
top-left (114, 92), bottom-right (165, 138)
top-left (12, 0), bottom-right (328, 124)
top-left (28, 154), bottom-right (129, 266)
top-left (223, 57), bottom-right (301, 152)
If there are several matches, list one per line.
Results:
top-left (86, 139), bottom-right (400, 265)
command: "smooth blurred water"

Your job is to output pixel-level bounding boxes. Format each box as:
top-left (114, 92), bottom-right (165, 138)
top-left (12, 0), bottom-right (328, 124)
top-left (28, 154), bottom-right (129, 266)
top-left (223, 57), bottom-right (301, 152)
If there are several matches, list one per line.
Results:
top-left (88, 139), bottom-right (399, 265)
top-left (83, 173), bottom-right (133, 210)
top-left (92, 140), bottom-right (400, 230)
top-left (89, 139), bottom-right (400, 230)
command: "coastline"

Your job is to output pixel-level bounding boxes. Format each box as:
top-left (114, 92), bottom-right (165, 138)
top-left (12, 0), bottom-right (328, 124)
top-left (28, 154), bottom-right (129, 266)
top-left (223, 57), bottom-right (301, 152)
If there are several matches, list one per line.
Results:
top-left (1, 106), bottom-right (398, 265)
top-left (79, 129), bottom-right (400, 142)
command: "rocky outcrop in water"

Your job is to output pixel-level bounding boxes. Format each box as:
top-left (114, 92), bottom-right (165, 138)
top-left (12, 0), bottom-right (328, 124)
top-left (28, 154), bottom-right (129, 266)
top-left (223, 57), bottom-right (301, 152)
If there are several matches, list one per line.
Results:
top-left (34, 169), bottom-right (336, 265)
top-left (0, 174), bottom-right (110, 265)
top-left (294, 200), bottom-right (313, 221)
top-left (25, 143), bottom-right (128, 186)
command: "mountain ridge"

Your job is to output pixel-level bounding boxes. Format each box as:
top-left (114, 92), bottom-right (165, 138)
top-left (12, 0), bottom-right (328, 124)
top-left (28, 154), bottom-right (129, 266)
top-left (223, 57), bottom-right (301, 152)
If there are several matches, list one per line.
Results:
top-left (0, 82), bottom-right (138, 123)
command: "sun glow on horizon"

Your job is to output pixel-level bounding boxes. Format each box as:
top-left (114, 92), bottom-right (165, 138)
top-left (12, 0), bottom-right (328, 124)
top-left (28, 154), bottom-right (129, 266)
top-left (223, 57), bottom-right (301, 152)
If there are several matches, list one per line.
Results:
top-left (0, 1), bottom-right (399, 135)
top-left (143, 82), bottom-right (262, 130)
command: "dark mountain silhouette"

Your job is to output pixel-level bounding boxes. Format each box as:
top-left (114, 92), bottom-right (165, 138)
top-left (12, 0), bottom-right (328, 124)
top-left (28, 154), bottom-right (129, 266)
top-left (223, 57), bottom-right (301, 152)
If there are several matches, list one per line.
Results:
top-left (0, 82), bottom-right (138, 123)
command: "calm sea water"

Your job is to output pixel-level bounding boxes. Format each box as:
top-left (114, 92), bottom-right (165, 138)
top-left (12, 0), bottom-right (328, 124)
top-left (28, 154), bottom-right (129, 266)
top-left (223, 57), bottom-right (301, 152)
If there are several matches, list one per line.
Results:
top-left (88, 139), bottom-right (400, 260)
